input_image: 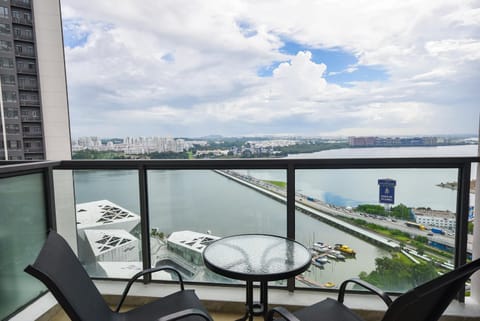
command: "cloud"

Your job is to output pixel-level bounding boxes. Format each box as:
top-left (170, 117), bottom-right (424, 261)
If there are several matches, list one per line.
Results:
top-left (61, 0), bottom-right (480, 138)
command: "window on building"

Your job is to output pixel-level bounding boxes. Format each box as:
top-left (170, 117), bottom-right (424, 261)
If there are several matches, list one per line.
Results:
top-left (24, 29), bottom-right (32, 39)
top-left (0, 6), bottom-right (8, 18)
top-left (0, 57), bottom-right (14, 69)
top-left (23, 11), bottom-right (32, 23)
top-left (7, 140), bottom-right (21, 149)
top-left (0, 22), bottom-right (10, 34)
top-left (2, 91), bottom-right (17, 102)
top-left (6, 124), bottom-right (20, 134)
top-left (25, 45), bottom-right (34, 55)
top-left (6, 108), bottom-right (18, 119)
top-left (15, 44), bottom-right (34, 56)
top-left (11, 10), bottom-right (20, 20)
top-left (0, 40), bottom-right (11, 51)
top-left (1, 74), bottom-right (16, 85)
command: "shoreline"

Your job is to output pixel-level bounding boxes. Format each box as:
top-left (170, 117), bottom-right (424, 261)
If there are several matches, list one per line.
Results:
top-left (437, 180), bottom-right (476, 194)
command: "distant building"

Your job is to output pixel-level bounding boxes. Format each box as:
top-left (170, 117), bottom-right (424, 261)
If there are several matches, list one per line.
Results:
top-left (75, 200), bottom-right (141, 267)
top-left (413, 208), bottom-right (456, 230)
top-left (75, 200), bottom-right (140, 239)
top-left (167, 230), bottom-right (219, 265)
top-left (83, 229), bottom-right (140, 263)
top-left (348, 136), bottom-right (376, 147)
top-left (349, 136), bottom-right (440, 147)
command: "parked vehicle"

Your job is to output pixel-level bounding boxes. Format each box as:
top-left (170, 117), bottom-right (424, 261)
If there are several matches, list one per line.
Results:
top-left (431, 228), bottom-right (446, 235)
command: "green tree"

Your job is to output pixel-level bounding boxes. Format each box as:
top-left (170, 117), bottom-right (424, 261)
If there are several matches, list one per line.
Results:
top-left (360, 256), bottom-right (437, 292)
top-left (356, 204), bottom-right (386, 215)
top-left (391, 204), bottom-right (411, 220)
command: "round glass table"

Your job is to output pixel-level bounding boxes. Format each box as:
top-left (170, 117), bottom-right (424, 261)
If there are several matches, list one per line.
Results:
top-left (202, 234), bottom-right (311, 321)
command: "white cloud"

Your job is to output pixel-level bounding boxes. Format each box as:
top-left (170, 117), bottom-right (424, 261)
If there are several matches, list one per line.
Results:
top-left (61, 0), bottom-right (480, 138)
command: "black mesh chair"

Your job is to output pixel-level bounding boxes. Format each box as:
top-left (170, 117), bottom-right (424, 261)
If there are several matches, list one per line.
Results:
top-left (267, 258), bottom-right (480, 321)
top-left (25, 230), bottom-right (213, 321)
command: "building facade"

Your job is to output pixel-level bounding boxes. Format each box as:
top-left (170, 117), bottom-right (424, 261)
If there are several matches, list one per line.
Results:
top-left (413, 208), bottom-right (456, 230)
top-left (0, 0), bottom-right (70, 160)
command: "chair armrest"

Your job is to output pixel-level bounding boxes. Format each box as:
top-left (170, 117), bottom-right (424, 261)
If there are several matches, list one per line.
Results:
top-left (116, 265), bottom-right (185, 312)
top-left (338, 278), bottom-right (393, 307)
top-left (266, 307), bottom-right (301, 321)
top-left (157, 308), bottom-right (213, 321)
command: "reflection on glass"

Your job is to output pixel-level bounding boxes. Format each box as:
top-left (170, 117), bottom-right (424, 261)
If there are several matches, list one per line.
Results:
top-left (73, 170), bottom-right (142, 278)
top-left (0, 173), bottom-right (47, 319)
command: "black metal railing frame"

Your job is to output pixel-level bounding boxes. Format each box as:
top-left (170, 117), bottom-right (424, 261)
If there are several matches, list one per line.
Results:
top-left (1, 156), bottom-right (479, 299)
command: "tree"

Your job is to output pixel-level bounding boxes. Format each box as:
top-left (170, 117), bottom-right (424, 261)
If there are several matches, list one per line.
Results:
top-left (360, 256), bottom-right (438, 292)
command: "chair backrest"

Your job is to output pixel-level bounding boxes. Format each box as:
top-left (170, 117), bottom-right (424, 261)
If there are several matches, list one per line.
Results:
top-left (25, 230), bottom-right (114, 321)
top-left (381, 258), bottom-right (480, 321)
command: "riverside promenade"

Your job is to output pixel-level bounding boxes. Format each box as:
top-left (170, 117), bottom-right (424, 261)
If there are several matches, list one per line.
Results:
top-left (214, 170), bottom-right (400, 250)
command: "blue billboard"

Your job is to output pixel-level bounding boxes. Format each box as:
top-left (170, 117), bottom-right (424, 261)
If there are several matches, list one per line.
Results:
top-left (378, 179), bottom-right (396, 204)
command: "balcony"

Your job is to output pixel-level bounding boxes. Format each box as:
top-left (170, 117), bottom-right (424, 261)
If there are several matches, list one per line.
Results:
top-left (1, 157), bottom-right (480, 321)
top-left (19, 98), bottom-right (40, 106)
top-left (10, 0), bottom-right (31, 9)
top-left (11, 17), bottom-right (32, 27)
top-left (21, 115), bottom-right (41, 122)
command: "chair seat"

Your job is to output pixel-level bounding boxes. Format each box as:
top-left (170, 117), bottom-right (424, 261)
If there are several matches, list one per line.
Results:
top-left (292, 298), bottom-right (365, 321)
top-left (117, 289), bottom-right (209, 321)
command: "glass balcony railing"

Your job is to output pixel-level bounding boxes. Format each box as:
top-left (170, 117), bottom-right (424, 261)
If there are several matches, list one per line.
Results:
top-left (0, 156), bottom-right (478, 319)
top-left (0, 172), bottom-right (49, 320)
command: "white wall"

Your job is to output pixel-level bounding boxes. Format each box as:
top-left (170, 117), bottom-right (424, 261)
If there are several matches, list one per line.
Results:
top-left (33, 0), bottom-right (72, 161)
top-left (33, 0), bottom-right (77, 250)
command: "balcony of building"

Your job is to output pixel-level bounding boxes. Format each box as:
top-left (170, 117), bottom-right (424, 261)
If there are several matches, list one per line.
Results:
top-left (10, 0), bottom-right (31, 9)
top-left (1, 157), bottom-right (480, 321)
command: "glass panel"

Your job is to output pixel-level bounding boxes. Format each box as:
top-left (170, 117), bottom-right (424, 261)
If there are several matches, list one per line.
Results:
top-left (295, 168), bottom-right (458, 292)
top-left (0, 173), bottom-right (47, 319)
top-left (147, 169), bottom-right (286, 283)
top-left (73, 170), bottom-right (141, 278)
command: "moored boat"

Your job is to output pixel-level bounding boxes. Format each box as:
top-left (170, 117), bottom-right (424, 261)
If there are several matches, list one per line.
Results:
top-left (323, 281), bottom-right (335, 288)
top-left (313, 242), bottom-right (331, 253)
top-left (315, 256), bottom-right (329, 264)
top-left (334, 244), bottom-right (356, 255)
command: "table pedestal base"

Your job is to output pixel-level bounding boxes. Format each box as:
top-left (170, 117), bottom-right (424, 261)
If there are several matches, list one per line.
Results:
top-left (237, 281), bottom-right (268, 321)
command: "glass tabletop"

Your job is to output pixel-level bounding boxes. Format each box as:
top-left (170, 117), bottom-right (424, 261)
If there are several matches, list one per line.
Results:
top-left (202, 234), bottom-right (311, 281)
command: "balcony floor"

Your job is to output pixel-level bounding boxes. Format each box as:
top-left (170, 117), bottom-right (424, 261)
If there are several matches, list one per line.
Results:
top-left (48, 307), bottom-right (244, 321)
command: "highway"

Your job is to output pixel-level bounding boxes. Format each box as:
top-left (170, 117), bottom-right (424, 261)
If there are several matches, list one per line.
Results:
top-left (216, 169), bottom-right (472, 254)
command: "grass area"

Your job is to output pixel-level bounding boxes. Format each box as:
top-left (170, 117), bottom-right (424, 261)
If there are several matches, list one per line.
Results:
top-left (264, 180), bottom-right (286, 188)
top-left (394, 252), bottom-right (415, 265)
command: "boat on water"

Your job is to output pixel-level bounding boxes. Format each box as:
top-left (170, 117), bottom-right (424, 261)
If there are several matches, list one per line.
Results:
top-left (311, 260), bottom-right (325, 269)
top-left (323, 281), bottom-right (335, 288)
top-left (312, 242), bottom-right (332, 253)
top-left (334, 244), bottom-right (356, 255)
top-left (315, 256), bottom-right (329, 264)
top-left (327, 250), bottom-right (345, 260)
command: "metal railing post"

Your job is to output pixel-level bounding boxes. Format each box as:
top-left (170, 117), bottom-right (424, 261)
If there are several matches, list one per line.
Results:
top-left (139, 166), bottom-right (152, 283)
top-left (286, 163), bottom-right (296, 292)
top-left (455, 162), bottom-right (471, 301)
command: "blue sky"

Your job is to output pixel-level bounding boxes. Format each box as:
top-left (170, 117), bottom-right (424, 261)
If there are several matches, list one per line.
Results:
top-left (61, 0), bottom-right (480, 138)
top-left (257, 40), bottom-right (389, 86)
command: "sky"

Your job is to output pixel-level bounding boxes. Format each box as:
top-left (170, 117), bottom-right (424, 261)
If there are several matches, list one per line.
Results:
top-left (60, 0), bottom-right (480, 139)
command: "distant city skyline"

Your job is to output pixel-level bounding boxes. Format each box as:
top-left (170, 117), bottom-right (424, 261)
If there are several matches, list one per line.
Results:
top-left (61, 1), bottom-right (480, 138)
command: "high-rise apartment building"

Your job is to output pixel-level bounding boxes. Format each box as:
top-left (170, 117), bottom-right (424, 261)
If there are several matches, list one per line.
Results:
top-left (0, 0), bottom-right (70, 160)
